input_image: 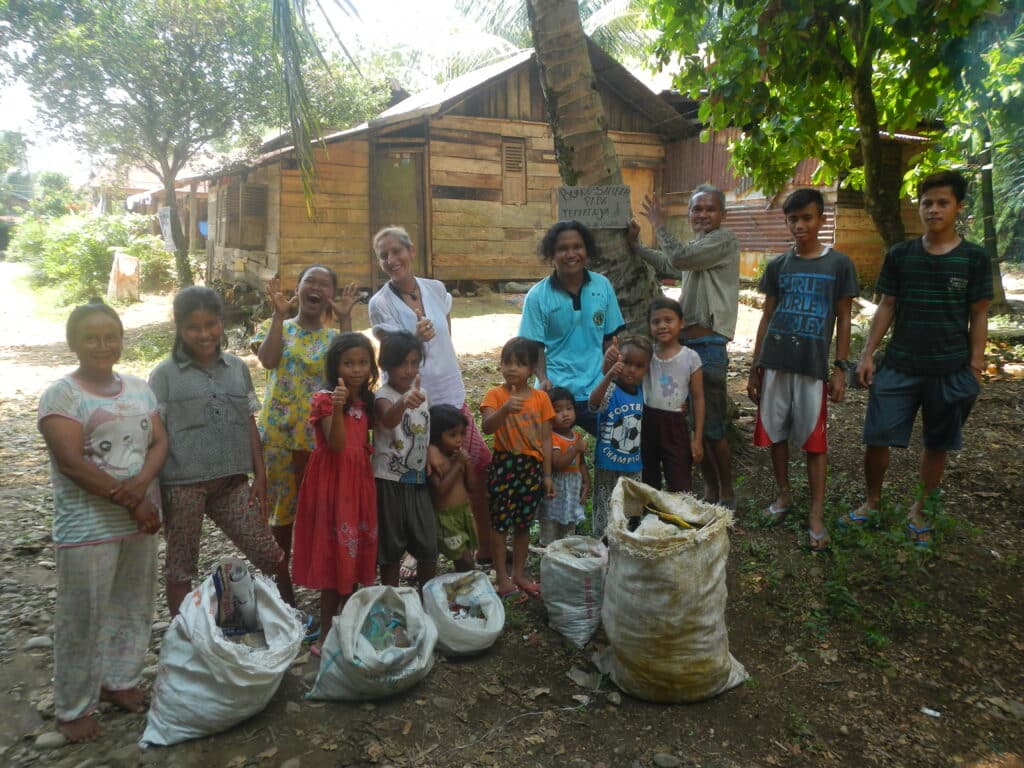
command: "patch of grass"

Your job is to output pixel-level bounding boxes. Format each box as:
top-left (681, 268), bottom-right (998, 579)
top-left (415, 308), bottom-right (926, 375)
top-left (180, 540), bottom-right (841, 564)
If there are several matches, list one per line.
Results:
top-left (13, 269), bottom-right (68, 324)
top-left (120, 325), bottom-right (175, 368)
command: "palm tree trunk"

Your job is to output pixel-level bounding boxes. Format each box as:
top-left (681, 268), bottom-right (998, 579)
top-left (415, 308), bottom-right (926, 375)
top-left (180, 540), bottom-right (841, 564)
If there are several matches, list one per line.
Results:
top-left (526, 0), bottom-right (660, 329)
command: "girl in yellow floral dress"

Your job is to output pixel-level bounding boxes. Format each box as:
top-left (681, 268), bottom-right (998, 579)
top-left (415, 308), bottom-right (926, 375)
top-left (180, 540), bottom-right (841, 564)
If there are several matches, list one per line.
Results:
top-left (251, 266), bottom-right (356, 608)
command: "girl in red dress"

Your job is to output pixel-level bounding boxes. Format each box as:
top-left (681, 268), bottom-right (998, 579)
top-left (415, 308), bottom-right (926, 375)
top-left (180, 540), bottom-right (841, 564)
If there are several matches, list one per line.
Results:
top-left (292, 333), bottom-right (378, 654)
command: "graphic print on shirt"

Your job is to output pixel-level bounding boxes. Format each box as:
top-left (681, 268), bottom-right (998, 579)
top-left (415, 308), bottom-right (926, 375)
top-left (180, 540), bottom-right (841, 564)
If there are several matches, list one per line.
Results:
top-left (599, 403), bottom-right (643, 466)
top-left (84, 406), bottom-right (150, 475)
top-left (385, 409), bottom-right (429, 481)
top-left (771, 271), bottom-right (837, 340)
top-left (659, 372), bottom-right (680, 400)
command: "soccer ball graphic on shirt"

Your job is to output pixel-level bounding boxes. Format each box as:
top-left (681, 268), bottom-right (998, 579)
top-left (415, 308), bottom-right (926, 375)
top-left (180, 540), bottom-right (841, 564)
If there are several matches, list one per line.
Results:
top-left (608, 413), bottom-right (642, 455)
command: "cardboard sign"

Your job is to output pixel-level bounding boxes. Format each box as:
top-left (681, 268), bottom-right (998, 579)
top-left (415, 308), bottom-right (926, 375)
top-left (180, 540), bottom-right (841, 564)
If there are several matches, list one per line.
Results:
top-left (557, 185), bottom-right (632, 229)
top-left (157, 206), bottom-right (176, 251)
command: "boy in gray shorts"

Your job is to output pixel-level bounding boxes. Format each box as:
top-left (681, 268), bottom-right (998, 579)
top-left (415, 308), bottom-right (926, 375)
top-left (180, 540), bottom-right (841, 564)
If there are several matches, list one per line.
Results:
top-left (854, 170), bottom-right (992, 547)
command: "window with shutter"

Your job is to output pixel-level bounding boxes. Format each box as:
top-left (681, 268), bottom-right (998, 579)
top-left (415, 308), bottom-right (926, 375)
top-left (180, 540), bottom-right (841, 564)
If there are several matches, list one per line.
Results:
top-left (217, 181), bottom-right (266, 250)
top-left (241, 184), bottom-right (267, 249)
top-left (502, 139), bottom-right (526, 205)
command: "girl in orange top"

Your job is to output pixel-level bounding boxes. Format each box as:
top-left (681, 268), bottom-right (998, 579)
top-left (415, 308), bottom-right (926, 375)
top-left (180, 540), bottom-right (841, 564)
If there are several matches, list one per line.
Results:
top-left (480, 337), bottom-right (554, 601)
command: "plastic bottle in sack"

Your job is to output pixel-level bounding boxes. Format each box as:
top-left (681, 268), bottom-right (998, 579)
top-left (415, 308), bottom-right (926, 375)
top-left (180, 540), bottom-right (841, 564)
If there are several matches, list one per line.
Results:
top-left (212, 558), bottom-right (258, 631)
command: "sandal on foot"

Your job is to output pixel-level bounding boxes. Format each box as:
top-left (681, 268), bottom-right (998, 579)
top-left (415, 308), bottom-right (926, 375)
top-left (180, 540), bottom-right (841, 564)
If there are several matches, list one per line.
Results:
top-left (762, 502), bottom-right (790, 525)
top-left (807, 527), bottom-right (831, 552)
top-left (302, 614), bottom-right (320, 643)
top-left (906, 522), bottom-right (933, 549)
top-left (309, 643), bottom-right (322, 658)
top-left (836, 509), bottom-right (875, 529)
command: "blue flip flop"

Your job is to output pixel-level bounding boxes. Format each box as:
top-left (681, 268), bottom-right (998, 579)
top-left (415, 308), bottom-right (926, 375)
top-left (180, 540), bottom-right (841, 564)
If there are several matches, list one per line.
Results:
top-left (302, 614), bottom-right (320, 642)
top-left (836, 509), bottom-right (875, 529)
top-left (906, 522), bottom-right (933, 549)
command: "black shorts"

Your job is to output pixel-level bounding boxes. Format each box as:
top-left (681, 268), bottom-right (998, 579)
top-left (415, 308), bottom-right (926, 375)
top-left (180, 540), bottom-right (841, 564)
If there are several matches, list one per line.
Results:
top-left (375, 479), bottom-right (438, 564)
top-left (862, 366), bottom-right (979, 451)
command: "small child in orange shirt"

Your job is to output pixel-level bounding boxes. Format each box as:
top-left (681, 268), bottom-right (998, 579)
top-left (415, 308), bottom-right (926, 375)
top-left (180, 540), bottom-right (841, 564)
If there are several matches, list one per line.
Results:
top-left (539, 386), bottom-right (589, 546)
top-left (480, 337), bottom-right (554, 602)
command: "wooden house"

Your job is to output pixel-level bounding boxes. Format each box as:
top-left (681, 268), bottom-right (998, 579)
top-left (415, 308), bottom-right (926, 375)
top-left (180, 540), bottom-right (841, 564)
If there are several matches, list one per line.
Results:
top-left (206, 43), bottom-right (695, 289)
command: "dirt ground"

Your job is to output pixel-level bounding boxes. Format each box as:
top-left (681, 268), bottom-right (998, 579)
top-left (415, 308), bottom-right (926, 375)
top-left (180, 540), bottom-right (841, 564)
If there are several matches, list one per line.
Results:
top-left (0, 262), bottom-right (1022, 768)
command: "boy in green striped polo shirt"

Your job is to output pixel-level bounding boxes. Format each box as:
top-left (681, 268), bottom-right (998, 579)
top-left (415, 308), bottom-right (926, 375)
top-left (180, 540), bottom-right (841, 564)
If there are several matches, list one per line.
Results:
top-left (852, 170), bottom-right (993, 547)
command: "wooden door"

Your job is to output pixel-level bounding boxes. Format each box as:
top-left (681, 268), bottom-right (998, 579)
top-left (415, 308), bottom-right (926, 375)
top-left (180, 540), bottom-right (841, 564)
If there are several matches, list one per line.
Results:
top-left (371, 146), bottom-right (427, 286)
top-left (622, 166), bottom-right (655, 247)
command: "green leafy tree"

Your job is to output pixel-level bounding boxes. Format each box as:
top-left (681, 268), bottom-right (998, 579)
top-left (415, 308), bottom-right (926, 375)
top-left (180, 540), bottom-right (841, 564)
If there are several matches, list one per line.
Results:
top-left (3, 0), bottom-right (282, 286)
top-left (457, 0), bottom-right (649, 63)
top-left (649, 0), bottom-right (993, 247)
top-left (0, 130), bottom-right (28, 207)
top-left (30, 172), bottom-right (89, 218)
top-left (8, 212), bottom-right (170, 303)
top-left (914, 7), bottom-right (1024, 308)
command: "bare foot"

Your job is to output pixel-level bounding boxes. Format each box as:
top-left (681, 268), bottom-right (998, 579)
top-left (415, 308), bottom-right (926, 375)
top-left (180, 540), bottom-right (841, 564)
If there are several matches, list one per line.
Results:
top-left (58, 715), bottom-right (100, 743)
top-left (100, 686), bottom-right (148, 714)
top-left (399, 554), bottom-right (418, 581)
top-left (513, 577), bottom-right (541, 598)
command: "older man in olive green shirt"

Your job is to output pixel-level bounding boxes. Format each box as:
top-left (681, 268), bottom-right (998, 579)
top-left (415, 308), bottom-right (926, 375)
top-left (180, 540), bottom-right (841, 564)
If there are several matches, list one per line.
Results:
top-left (627, 183), bottom-right (740, 508)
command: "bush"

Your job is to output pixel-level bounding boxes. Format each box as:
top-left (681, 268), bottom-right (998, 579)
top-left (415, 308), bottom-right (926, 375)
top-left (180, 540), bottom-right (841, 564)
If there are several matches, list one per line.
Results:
top-left (6, 212), bottom-right (173, 303)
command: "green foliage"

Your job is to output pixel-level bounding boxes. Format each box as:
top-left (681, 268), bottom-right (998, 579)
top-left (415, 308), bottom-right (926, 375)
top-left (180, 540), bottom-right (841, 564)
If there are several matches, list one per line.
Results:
top-left (7, 213), bottom-right (170, 304)
top-left (0, 131), bottom-right (29, 209)
top-left (302, 54), bottom-right (395, 132)
top-left (648, 0), bottom-right (994, 245)
top-left (29, 172), bottom-right (89, 218)
top-left (913, 9), bottom-right (1024, 262)
top-left (3, 0), bottom-right (283, 284)
top-left (455, 0), bottom-right (650, 65)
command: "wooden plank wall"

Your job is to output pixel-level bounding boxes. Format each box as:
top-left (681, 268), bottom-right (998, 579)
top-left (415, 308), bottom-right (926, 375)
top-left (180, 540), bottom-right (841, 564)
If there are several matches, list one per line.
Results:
top-left (429, 115), bottom-right (555, 281)
top-left (428, 115), bottom-right (664, 281)
top-left (450, 60), bottom-right (659, 135)
top-left (278, 140), bottom-right (371, 286)
top-left (209, 164), bottom-right (280, 283)
top-left (835, 204), bottom-right (921, 286)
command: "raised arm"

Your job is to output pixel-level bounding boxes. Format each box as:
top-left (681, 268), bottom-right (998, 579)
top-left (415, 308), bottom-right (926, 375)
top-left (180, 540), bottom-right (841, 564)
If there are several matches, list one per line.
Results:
top-left (257, 277), bottom-right (295, 369)
top-left (588, 362), bottom-right (620, 412)
top-left (427, 445), bottom-right (465, 498)
top-left (326, 382), bottom-right (349, 452)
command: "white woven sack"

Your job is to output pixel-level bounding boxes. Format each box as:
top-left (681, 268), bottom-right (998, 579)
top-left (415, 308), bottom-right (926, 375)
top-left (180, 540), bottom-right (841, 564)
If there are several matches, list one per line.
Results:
top-left (596, 477), bottom-right (748, 703)
top-left (141, 575), bottom-right (303, 746)
top-left (422, 571), bottom-right (504, 656)
top-left (308, 585), bottom-right (437, 701)
top-left (540, 536), bottom-right (607, 648)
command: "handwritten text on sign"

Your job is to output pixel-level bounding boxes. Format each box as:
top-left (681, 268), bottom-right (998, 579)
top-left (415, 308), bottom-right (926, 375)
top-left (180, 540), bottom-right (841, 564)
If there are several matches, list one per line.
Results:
top-left (557, 185), bottom-right (632, 229)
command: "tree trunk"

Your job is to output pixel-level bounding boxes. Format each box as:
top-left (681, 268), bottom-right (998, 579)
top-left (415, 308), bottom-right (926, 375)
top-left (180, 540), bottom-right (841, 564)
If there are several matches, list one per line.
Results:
top-left (525, 0), bottom-right (660, 330)
top-left (163, 179), bottom-right (194, 287)
top-left (978, 123), bottom-right (1008, 311)
top-left (849, 65), bottom-right (905, 249)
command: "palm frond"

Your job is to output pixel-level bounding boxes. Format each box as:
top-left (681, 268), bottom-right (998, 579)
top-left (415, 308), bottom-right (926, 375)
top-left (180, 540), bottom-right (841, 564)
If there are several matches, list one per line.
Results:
top-left (272, 0), bottom-right (323, 212)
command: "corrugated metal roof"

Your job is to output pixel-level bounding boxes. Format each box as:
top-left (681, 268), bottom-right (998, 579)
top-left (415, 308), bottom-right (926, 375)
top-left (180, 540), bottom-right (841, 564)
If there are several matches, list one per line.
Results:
top-left (728, 202), bottom-right (837, 254)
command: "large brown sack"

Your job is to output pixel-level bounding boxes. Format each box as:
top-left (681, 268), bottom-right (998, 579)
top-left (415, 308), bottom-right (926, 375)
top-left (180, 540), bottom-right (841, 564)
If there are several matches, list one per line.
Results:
top-left (596, 478), bottom-right (747, 703)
